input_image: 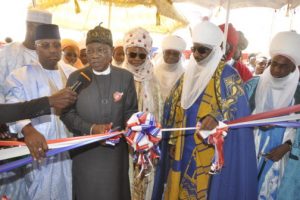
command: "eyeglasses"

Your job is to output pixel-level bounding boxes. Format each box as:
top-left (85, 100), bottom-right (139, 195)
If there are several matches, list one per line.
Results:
top-left (86, 48), bottom-right (111, 55)
top-left (36, 42), bottom-right (61, 50)
top-left (191, 46), bottom-right (212, 54)
top-left (127, 52), bottom-right (147, 60)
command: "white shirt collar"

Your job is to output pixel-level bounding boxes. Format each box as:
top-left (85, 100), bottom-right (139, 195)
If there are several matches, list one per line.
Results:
top-left (92, 65), bottom-right (111, 75)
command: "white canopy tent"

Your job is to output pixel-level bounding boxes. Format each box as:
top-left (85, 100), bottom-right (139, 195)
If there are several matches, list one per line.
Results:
top-left (173, 0), bottom-right (300, 9)
top-left (172, 0), bottom-right (300, 54)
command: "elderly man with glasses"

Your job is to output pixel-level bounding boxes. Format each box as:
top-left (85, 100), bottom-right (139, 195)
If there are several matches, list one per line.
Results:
top-left (153, 21), bottom-right (257, 200)
top-left (61, 24), bottom-right (138, 200)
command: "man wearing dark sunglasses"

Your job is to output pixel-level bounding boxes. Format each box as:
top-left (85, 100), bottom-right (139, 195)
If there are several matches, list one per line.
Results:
top-left (123, 27), bottom-right (162, 200)
top-left (154, 21), bottom-right (257, 200)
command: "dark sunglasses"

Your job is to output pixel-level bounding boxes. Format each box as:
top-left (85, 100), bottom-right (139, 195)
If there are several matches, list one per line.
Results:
top-left (191, 46), bottom-right (212, 54)
top-left (128, 52), bottom-right (147, 60)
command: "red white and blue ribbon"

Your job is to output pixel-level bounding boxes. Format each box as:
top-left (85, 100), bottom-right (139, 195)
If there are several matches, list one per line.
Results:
top-left (198, 114), bottom-right (300, 174)
top-left (124, 112), bottom-right (162, 176)
top-left (1, 105), bottom-right (300, 174)
top-left (0, 132), bottom-right (122, 173)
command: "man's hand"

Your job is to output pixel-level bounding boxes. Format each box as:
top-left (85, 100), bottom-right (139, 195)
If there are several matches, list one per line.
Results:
top-left (22, 124), bottom-right (48, 161)
top-left (48, 88), bottom-right (77, 109)
top-left (0, 123), bottom-right (11, 139)
top-left (169, 144), bottom-right (176, 159)
top-left (91, 123), bottom-right (112, 135)
top-left (265, 143), bottom-right (291, 162)
top-left (200, 115), bottom-right (218, 130)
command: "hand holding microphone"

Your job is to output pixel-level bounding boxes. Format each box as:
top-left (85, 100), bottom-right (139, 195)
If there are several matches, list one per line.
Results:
top-left (49, 71), bottom-right (92, 109)
top-left (48, 88), bottom-right (77, 109)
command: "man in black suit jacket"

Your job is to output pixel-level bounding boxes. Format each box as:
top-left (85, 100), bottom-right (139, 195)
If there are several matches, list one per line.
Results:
top-left (61, 24), bottom-right (137, 200)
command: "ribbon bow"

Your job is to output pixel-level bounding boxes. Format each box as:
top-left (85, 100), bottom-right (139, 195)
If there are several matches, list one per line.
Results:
top-left (125, 112), bottom-right (162, 176)
top-left (199, 121), bottom-right (228, 174)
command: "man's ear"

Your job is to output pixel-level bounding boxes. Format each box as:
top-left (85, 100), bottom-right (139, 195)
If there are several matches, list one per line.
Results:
top-left (34, 43), bottom-right (38, 52)
top-left (291, 64), bottom-right (296, 72)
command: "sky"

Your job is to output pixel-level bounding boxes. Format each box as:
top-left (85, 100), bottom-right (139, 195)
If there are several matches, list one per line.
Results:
top-left (0, 0), bottom-right (299, 55)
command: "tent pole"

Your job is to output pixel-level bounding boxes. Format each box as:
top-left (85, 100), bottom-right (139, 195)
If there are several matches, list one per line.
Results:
top-left (108, 0), bottom-right (112, 29)
top-left (223, 0), bottom-right (231, 55)
top-left (32, 0), bottom-right (36, 7)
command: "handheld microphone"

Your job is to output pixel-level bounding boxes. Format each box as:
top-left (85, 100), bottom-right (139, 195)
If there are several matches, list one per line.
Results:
top-left (70, 70), bottom-right (92, 94)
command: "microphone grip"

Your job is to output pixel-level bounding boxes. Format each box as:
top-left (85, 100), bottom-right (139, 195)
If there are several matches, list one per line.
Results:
top-left (70, 81), bottom-right (82, 93)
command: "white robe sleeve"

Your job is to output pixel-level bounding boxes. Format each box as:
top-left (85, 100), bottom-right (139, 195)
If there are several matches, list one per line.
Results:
top-left (0, 47), bottom-right (9, 103)
top-left (4, 71), bottom-right (31, 135)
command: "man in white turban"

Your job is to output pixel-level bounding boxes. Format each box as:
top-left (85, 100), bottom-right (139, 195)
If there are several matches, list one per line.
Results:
top-left (112, 39), bottom-right (125, 68)
top-left (123, 27), bottom-right (162, 200)
top-left (153, 21), bottom-right (257, 200)
top-left (154, 35), bottom-right (186, 101)
top-left (0, 8), bottom-right (52, 200)
top-left (245, 31), bottom-right (300, 200)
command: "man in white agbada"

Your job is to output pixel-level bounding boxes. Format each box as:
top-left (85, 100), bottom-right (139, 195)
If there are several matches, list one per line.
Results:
top-left (4, 24), bottom-right (75, 200)
top-left (0, 8), bottom-right (52, 103)
top-left (0, 8), bottom-right (52, 200)
top-left (245, 31), bottom-right (300, 200)
top-left (154, 35), bottom-right (186, 101)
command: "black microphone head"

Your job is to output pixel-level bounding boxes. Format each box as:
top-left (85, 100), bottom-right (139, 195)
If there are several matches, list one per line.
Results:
top-left (73, 69), bottom-right (92, 93)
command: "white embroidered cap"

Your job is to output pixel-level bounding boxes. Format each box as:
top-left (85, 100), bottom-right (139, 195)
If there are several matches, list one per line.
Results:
top-left (26, 8), bottom-right (52, 24)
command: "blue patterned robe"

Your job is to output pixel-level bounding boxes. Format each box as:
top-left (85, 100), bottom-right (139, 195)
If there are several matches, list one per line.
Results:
top-left (245, 77), bottom-right (298, 200)
top-left (153, 62), bottom-right (257, 200)
top-left (274, 82), bottom-right (300, 200)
